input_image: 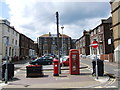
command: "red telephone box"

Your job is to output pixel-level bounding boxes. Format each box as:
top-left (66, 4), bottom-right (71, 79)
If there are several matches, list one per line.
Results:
top-left (69, 49), bottom-right (80, 75)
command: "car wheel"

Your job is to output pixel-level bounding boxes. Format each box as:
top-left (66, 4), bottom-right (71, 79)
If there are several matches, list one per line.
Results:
top-left (48, 62), bottom-right (51, 65)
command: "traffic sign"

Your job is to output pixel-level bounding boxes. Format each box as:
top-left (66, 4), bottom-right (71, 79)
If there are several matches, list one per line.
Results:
top-left (92, 41), bottom-right (98, 79)
top-left (92, 41), bottom-right (98, 48)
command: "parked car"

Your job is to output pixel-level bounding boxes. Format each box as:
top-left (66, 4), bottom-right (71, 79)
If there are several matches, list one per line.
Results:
top-left (31, 56), bottom-right (37, 60)
top-left (81, 55), bottom-right (86, 58)
top-left (29, 57), bottom-right (52, 65)
top-left (43, 54), bottom-right (57, 60)
top-left (42, 55), bottom-right (54, 61)
top-left (48, 54), bottom-right (57, 58)
top-left (60, 56), bottom-right (69, 66)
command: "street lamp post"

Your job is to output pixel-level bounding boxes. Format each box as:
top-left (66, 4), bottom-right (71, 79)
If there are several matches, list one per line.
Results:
top-left (2, 36), bottom-right (9, 84)
top-left (61, 26), bottom-right (64, 67)
top-left (56, 12), bottom-right (61, 74)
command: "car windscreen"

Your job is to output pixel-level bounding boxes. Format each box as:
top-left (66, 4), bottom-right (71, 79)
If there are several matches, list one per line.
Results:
top-left (33, 59), bottom-right (42, 62)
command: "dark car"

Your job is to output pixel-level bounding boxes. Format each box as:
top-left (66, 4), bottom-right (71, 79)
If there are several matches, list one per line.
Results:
top-left (42, 56), bottom-right (54, 61)
top-left (29, 57), bottom-right (52, 65)
top-left (44, 54), bottom-right (57, 58)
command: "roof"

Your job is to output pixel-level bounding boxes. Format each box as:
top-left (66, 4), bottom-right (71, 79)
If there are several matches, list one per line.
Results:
top-left (0, 19), bottom-right (20, 34)
top-left (40, 34), bottom-right (50, 37)
top-left (39, 33), bottom-right (70, 38)
top-left (59, 34), bottom-right (70, 38)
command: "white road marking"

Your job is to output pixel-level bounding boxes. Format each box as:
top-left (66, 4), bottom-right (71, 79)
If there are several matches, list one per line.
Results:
top-left (106, 86), bottom-right (117, 88)
top-left (14, 69), bottom-right (20, 75)
top-left (114, 69), bottom-right (120, 72)
top-left (94, 77), bottom-right (109, 83)
top-left (0, 82), bottom-right (10, 89)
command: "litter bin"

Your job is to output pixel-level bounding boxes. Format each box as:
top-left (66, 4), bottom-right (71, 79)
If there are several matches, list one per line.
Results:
top-left (26, 65), bottom-right (44, 77)
top-left (2, 63), bottom-right (14, 80)
top-left (92, 59), bottom-right (104, 76)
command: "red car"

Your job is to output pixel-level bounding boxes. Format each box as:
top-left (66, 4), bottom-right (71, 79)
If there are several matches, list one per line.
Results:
top-left (60, 56), bottom-right (69, 66)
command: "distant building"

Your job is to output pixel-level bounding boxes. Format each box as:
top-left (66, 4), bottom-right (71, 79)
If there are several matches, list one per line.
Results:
top-left (0, 19), bottom-right (20, 62)
top-left (110, 0), bottom-right (120, 63)
top-left (76, 30), bottom-right (90, 55)
top-left (71, 39), bottom-right (77, 49)
top-left (19, 34), bottom-right (35, 59)
top-left (34, 42), bottom-right (39, 56)
top-left (37, 32), bottom-right (72, 56)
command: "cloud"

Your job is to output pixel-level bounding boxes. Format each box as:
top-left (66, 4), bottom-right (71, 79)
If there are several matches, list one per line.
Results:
top-left (61, 17), bottom-right (102, 39)
top-left (4, 0), bottom-right (111, 41)
top-left (60, 2), bottom-right (111, 24)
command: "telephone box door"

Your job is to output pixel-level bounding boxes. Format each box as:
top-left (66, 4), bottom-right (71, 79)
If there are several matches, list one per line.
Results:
top-left (69, 49), bottom-right (80, 75)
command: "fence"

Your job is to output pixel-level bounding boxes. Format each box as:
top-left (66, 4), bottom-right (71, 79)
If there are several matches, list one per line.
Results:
top-left (100, 53), bottom-right (114, 62)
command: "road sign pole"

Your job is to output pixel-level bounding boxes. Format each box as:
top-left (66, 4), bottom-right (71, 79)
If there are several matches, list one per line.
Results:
top-left (95, 48), bottom-right (98, 79)
top-left (92, 40), bottom-right (98, 79)
top-left (4, 37), bottom-right (9, 84)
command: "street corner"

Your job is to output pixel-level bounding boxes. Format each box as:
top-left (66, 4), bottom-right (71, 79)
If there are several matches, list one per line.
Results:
top-left (0, 68), bottom-right (110, 89)
top-left (86, 75), bottom-right (110, 88)
top-left (93, 75), bottom-right (110, 83)
top-left (78, 67), bottom-right (110, 88)
top-left (1, 82), bottom-right (30, 88)
top-left (0, 82), bottom-right (8, 89)
top-left (42, 69), bottom-right (106, 88)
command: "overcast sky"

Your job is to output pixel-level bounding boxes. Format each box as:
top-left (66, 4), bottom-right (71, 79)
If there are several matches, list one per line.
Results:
top-left (0, 0), bottom-right (111, 41)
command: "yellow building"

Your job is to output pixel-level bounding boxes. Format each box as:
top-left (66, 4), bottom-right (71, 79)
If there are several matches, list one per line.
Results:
top-left (110, 0), bottom-right (120, 63)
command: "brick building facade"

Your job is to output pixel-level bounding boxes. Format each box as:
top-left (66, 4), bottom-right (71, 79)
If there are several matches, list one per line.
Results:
top-left (110, 0), bottom-right (120, 63)
top-left (90, 17), bottom-right (114, 62)
top-left (76, 17), bottom-right (114, 62)
top-left (76, 30), bottom-right (90, 55)
top-left (38, 32), bottom-right (72, 56)
top-left (19, 34), bottom-right (35, 60)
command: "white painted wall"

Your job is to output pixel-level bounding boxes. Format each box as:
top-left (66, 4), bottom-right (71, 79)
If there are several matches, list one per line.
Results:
top-left (29, 49), bottom-right (35, 57)
top-left (114, 45), bottom-right (120, 63)
top-left (0, 20), bottom-right (20, 61)
top-left (0, 55), bottom-right (2, 80)
top-left (0, 24), bottom-right (3, 63)
top-left (0, 24), bottom-right (3, 80)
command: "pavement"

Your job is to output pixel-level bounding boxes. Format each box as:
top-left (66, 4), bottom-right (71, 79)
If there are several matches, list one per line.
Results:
top-left (0, 59), bottom-right (110, 89)
top-left (82, 57), bottom-right (120, 78)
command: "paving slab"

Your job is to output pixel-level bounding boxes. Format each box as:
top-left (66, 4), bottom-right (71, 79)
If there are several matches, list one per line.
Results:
top-left (2, 65), bottom-right (109, 88)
